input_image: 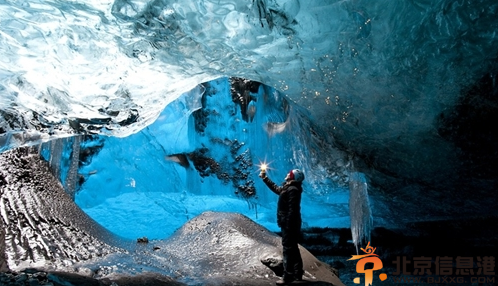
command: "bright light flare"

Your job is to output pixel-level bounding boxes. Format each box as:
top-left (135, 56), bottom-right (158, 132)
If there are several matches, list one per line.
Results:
top-left (256, 160), bottom-right (273, 173)
top-left (260, 163), bottom-right (268, 171)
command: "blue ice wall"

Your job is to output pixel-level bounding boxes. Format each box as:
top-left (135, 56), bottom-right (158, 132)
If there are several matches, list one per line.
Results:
top-left (75, 78), bottom-right (353, 240)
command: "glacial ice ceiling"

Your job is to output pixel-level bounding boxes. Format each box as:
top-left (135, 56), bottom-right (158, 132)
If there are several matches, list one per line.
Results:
top-left (1, 0), bottom-right (498, 237)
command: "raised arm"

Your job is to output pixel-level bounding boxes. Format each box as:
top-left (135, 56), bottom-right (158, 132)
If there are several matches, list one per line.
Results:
top-left (261, 175), bottom-right (283, 195)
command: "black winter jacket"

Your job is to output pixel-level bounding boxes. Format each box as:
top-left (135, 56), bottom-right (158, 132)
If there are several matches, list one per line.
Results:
top-left (262, 176), bottom-right (303, 229)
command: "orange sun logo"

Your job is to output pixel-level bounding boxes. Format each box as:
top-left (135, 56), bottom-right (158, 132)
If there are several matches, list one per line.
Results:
top-left (349, 242), bottom-right (387, 286)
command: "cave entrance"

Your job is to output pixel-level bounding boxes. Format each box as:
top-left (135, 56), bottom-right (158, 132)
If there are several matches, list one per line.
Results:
top-left (38, 77), bottom-right (352, 241)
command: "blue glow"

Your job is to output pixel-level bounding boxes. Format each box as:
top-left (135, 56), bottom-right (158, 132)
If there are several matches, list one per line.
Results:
top-left (75, 78), bottom-right (351, 239)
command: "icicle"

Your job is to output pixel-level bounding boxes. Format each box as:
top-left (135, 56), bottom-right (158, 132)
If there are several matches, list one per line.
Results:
top-left (38, 136), bottom-right (81, 199)
top-left (64, 135), bottom-right (81, 199)
top-left (348, 171), bottom-right (372, 254)
top-left (48, 138), bottom-right (64, 180)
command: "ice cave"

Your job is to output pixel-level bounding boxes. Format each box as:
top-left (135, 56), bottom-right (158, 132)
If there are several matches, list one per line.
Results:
top-left (1, 0), bottom-right (497, 285)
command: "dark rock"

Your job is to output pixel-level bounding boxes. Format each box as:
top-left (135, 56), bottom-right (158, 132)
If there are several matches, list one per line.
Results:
top-left (137, 237), bottom-right (149, 243)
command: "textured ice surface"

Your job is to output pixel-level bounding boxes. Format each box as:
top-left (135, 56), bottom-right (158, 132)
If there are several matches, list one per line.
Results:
top-left (1, 0), bottom-right (496, 146)
top-left (0, 148), bottom-right (125, 272)
top-left (147, 211), bottom-right (345, 286)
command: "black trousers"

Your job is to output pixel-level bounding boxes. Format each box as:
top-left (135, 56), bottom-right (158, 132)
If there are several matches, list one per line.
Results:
top-left (281, 226), bottom-right (304, 280)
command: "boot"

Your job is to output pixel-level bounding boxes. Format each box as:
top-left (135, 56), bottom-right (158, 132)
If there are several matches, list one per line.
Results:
top-left (294, 270), bottom-right (304, 281)
top-left (275, 278), bottom-right (294, 285)
top-left (276, 274), bottom-right (295, 285)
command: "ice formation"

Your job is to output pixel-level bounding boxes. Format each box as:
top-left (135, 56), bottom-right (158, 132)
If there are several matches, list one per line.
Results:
top-left (73, 78), bottom-right (352, 239)
top-left (348, 172), bottom-right (372, 254)
top-left (1, 0), bottom-right (497, 251)
top-left (2, 0), bottom-right (496, 147)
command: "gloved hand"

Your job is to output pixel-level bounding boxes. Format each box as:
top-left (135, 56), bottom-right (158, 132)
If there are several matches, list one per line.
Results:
top-left (259, 171), bottom-right (267, 179)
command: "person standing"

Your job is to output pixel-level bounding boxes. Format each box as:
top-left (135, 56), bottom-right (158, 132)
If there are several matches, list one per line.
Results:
top-left (260, 168), bottom-right (305, 285)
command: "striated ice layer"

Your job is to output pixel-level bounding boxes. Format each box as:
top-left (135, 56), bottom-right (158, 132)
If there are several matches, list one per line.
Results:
top-left (0, 148), bottom-right (126, 272)
top-left (1, 0), bottom-right (496, 152)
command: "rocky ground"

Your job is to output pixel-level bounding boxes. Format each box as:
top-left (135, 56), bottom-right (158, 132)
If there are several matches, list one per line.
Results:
top-left (2, 218), bottom-right (496, 286)
top-left (0, 270), bottom-right (186, 286)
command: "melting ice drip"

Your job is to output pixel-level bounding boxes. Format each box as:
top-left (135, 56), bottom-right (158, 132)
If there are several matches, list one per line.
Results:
top-left (349, 171), bottom-right (372, 254)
